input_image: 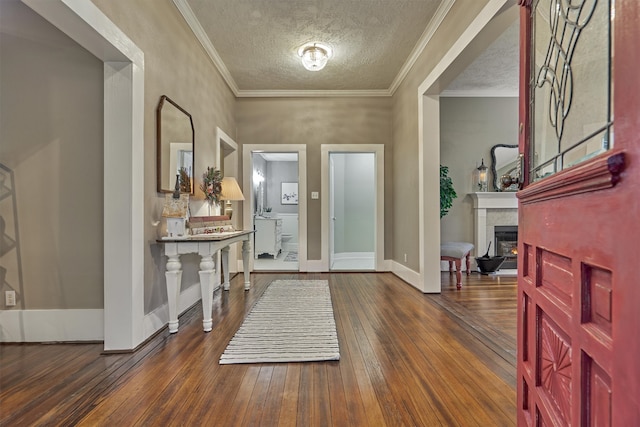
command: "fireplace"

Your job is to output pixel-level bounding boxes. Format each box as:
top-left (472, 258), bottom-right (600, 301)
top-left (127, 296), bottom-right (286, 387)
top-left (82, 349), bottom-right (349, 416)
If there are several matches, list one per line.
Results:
top-left (495, 225), bottom-right (518, 269)
top-left (471, 192), bottom-right (518, 272)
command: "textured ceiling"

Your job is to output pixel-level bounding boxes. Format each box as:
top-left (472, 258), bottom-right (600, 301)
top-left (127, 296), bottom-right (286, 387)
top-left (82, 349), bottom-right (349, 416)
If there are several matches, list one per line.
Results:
top-left (443, 20), bottom-right (519, 96)
top-left (176, 0), bottom-right (519, 96)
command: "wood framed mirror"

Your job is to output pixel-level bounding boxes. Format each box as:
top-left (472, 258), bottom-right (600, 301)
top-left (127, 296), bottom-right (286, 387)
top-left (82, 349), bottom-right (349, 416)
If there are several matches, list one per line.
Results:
top-left (156, 95), bottom-right (194, 194)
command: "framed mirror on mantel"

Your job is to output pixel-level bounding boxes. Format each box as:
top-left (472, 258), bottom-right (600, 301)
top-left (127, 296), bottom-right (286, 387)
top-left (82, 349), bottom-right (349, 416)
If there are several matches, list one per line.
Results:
top-left (490, 144), bottom-right (519, 191)
top-left (157, 95), bottom-right (194, 194)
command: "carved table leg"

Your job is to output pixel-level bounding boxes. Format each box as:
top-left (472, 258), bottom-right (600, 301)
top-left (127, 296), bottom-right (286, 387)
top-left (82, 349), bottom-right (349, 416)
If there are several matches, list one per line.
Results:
top-left (221, 245), bottom-right (231, 291)
top-left (242, 239), bottom-right (251, 290)
top-left (454, 259), bottom-right (462, 290)
top-left (199, 253), bottom-right (216, 332)
top-left (165, 254), bottom-right (182, 333)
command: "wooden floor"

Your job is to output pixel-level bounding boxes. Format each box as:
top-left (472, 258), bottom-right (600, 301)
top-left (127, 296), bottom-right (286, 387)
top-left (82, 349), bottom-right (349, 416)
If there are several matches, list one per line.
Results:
top-left (0, 272), bottom-right (517, 426)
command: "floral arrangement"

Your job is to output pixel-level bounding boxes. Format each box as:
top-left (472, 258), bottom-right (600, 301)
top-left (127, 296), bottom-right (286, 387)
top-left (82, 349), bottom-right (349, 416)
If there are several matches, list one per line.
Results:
top-left (200, 167), bottom-right (223, 206)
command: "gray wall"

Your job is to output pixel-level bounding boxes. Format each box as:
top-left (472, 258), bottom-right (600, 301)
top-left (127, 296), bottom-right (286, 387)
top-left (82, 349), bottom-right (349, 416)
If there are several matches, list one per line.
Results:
top-left (0, 0), bottom-right (104, 310)
top-left (439, 97), bottom-right (519, 247)
top-left (236, 97), bottom-right (393, 260)
top-left (1, 0), bottom-right (238, 315)
top-left (266, 161), bottom-right (298, 215)
top-left (391, 1), bottom-right (492, 271)
top-left (92, 0), bottom-right (237, 314)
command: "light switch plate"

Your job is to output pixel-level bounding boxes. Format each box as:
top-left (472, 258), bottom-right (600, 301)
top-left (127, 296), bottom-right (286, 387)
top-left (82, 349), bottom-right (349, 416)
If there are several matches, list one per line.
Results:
top-left (311, 191), bottom-right (319, 199)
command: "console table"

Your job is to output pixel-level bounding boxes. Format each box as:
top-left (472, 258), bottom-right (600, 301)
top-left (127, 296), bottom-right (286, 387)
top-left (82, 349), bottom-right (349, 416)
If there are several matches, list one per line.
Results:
top-left (158, 230), bottom-right (254, 333)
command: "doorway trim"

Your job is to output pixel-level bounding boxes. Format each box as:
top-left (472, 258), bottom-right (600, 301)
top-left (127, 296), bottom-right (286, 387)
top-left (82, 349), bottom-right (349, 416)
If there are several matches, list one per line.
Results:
top-left (242, 144), bottom-right (307, 271)
top-left (415, 0), bottom-right (513, 293)
top-left (22, 0), bottom-right (146, 350)
top-left (216, 127), bottom-right (241, 273)
top-left (320, 144), bottom-right (384, 271)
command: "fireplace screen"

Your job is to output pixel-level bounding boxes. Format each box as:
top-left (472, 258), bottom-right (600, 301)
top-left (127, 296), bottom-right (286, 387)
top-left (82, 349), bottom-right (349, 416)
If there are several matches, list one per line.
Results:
top-left (495, 226), bottom-right (518, 269)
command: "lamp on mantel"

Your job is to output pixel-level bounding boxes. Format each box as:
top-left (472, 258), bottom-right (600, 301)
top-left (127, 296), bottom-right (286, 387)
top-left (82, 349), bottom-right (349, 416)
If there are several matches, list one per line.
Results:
top-left (220, 177), bottom-right (244, 219)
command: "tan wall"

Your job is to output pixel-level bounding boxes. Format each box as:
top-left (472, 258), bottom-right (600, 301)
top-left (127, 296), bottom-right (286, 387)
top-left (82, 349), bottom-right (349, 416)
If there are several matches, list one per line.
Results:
top-left (391, 0), bottom-right (491, 271)
top-left (0, 0), bottom-right (104, 310)
top-left (236, 97), bottom-right (393, 260)
top-left (440, 97), bottom-right (519, 246)
top-left (91, 0), bottom-right (236, 313)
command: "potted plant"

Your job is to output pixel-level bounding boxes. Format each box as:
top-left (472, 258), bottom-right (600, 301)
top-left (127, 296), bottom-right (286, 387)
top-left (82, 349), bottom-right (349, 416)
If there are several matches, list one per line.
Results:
top-left (440, 165), bottom-right (457, 218)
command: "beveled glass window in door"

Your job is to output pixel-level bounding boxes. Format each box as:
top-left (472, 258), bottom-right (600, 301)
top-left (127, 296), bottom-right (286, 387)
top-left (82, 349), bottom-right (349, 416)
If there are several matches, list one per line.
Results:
top-left (530, 0), bottom-right (613, 182)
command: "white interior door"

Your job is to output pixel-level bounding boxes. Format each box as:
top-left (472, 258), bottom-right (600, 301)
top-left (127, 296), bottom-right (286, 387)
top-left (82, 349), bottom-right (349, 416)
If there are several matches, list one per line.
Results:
top-left (329, 155), bottom-right (336, 266)
top-left (329, 152), bottom-right (376, 271)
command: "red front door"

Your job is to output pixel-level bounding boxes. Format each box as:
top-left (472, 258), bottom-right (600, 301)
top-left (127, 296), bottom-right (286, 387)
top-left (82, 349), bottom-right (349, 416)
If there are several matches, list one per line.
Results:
top-left (516, 1), bottom-right (639, 425)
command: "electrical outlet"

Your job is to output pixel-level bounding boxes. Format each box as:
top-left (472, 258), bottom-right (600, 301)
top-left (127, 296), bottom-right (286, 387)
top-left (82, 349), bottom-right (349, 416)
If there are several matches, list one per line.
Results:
top-left (5, 290), bottom-right (16, 306)
top-left (404, 253), bottom-right (407, 263)
top-left (311, 191), bottom-right (319, 200)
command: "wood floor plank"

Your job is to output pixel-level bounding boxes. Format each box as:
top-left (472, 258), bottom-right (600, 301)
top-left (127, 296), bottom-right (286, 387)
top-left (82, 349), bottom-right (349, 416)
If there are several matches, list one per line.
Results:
top-left (0, 272), bottom-right (517, 426)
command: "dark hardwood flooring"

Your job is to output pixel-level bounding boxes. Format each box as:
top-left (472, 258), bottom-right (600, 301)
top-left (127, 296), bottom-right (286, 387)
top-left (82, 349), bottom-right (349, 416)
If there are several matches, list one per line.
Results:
top-left (0, 271), bottom-right (517, 426)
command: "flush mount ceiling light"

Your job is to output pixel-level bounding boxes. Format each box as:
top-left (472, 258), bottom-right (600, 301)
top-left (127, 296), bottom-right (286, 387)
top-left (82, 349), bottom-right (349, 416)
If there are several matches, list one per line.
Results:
top-left (297, 42), bottom-right (332, 71)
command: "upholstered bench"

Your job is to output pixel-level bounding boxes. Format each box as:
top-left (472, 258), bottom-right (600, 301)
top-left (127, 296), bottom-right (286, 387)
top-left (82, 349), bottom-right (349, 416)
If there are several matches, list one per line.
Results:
top-left (440, 242), bottom-right (474, 289)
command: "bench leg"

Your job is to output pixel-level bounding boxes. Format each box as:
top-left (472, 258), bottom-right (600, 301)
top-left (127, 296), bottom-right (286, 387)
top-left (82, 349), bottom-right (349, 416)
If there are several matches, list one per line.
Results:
top-left (465, 253), bottom-right (471, 275)
top-left (454, 259), bottom-right (462, 289)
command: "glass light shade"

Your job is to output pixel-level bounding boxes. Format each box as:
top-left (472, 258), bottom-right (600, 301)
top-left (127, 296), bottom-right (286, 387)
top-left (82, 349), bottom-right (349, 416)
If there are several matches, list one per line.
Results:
top-left (475, 159), bottom-right (488, 192)
top-left (298, 43), bottom-right (332, 71)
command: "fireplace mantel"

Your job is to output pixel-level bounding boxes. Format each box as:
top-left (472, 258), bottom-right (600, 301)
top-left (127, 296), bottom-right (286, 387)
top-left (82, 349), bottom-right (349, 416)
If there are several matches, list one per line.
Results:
top-left (470, 192), bottom-right (518, 263)
top-left (470, 192), bottom-right (518, 210)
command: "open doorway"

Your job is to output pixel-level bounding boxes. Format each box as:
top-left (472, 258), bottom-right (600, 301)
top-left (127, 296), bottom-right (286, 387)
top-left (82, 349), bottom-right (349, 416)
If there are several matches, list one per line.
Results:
top-left (242, 144), bottom-right (307, 272)
top-left (321, 144), bottom-right (384, 272)
top-left (252, 152), bottom-right (299, 271)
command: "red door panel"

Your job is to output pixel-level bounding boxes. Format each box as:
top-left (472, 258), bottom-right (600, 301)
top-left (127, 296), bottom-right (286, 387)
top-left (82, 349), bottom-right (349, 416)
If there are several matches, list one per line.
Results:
top-left (516, 1), bottom-right (640, 425)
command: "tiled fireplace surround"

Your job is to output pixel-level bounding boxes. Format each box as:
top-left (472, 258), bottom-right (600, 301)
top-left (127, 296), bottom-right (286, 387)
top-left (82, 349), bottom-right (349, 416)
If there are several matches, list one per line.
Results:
top-left (470, 192), bottom-right (518, 270)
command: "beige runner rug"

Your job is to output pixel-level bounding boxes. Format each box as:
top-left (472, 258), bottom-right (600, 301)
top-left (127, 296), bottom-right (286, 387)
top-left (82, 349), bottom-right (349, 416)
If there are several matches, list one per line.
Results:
top-left (219, 280), bottom-right (340, 364)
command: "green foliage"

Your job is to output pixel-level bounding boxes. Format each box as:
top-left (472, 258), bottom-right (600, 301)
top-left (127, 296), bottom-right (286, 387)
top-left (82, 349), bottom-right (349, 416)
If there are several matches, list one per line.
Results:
top-left (200, 167), bottom-right (223, 205)
top-left (440, 165), bottom-right (457, 218)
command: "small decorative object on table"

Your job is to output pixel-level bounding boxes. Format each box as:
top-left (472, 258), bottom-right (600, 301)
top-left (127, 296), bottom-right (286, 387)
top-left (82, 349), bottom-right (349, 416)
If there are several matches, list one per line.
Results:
top-left (162, 192), bottom-right (189, 238)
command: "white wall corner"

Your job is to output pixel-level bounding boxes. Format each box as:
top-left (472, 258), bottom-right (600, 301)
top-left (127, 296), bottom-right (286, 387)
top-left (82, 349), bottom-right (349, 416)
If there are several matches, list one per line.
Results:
top-left (390, 261), bottom-right (423, 292)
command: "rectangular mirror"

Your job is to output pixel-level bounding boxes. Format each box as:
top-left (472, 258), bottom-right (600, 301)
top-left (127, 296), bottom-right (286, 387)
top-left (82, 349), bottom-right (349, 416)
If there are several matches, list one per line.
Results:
top-left (157, 95), bottom-right (194, 194)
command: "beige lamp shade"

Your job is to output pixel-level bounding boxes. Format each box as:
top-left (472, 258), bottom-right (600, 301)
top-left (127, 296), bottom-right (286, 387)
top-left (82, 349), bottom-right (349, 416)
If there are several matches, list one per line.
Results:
top-left (220, 177), bottom-right (245, 201)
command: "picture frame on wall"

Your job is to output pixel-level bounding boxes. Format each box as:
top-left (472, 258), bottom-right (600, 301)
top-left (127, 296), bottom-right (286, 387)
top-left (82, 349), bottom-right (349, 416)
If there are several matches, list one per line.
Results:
top-left (281, 182), bottom-right (298, 205)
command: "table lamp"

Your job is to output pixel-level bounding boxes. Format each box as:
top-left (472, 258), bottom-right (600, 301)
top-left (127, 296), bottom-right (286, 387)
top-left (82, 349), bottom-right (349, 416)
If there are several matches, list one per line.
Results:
top-left (220, 177), bottom-right (244, 219)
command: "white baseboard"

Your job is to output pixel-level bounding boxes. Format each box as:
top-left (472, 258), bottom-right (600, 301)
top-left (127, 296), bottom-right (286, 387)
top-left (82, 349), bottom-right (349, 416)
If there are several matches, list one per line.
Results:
top-left (143, 281), bottom-right (205, 340)
top-left (333, 252), bottom-right (374, 260)
top-left (391, 260), bottom-right (422, 290)
top-left (0, 282), bottom-right (209, 343)
top-left (0, 309), bottom-right (104, 342)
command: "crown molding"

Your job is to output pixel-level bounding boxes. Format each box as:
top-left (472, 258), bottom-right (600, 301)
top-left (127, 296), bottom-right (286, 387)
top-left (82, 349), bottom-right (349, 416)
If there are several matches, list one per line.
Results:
top-left (236, 89), bottom-right (391, 98)
top-left (172, 0), bottom-right (239, 96)
top-left (175, 0), bottom-right (458, 99)
top-left (440, 89), bottom-right (518, 97)
top-left (388, 0), bottom-right (456, 95)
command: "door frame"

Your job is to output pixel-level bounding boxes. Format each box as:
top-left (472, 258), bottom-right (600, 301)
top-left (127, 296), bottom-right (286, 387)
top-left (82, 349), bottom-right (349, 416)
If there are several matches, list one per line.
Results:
top-left (242, 144), bottom-right (307, 272)
top-left (320, 144), bottom-right (384, 271)
top-left (216, 127), bottom-right (239, 273)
